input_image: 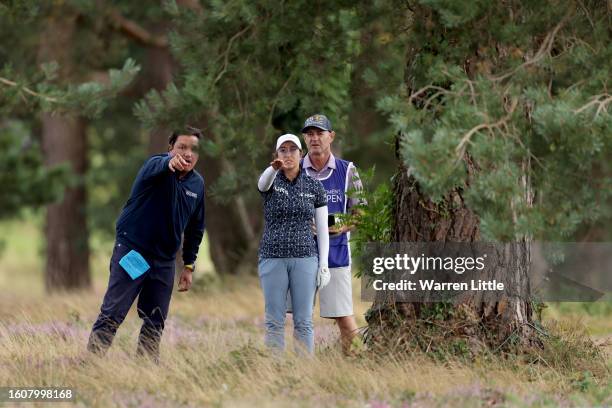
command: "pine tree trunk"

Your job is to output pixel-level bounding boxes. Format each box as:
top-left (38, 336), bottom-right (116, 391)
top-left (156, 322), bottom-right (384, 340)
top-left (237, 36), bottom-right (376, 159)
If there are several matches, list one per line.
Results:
top-left (42, 114), bottom-right (90, 291)
top-left (196, 153), bottom-right (259, 275)
top-left (364, 3), bottom-right (539, 352)
top-left (366, 160), bottom-right (534, 351)
top-left (38, 7), bottom-right (90, 292)
top-left (143, 21), bottom-right (176, 154)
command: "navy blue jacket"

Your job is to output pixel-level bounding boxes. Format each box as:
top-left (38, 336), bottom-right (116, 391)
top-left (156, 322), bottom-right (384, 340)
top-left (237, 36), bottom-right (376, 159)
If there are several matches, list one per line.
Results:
top-left (115, 153), bottom-right (205, 265)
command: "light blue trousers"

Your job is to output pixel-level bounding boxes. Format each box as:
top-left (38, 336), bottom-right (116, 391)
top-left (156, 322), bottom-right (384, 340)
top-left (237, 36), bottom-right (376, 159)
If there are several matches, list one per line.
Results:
top-left (258, 257), bottom-right (318, 354)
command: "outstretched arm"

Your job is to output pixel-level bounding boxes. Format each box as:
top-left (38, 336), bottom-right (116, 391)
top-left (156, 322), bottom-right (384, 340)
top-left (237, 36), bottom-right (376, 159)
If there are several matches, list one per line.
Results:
top-left (257, 159), bottom-right (284, 192)
top-left (258, 166), bottom-right (279, 192)
top-left (138, 155), bottom-right (172, 181)
top-left (138, 153), bottom-right (192, 182)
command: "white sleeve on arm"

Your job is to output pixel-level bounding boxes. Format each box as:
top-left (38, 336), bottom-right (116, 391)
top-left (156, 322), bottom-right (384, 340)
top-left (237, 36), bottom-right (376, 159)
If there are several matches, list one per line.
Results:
top-left (315, 206), bottom-right (329, 267)
top-left (257, 166), bottom-right (278, 192)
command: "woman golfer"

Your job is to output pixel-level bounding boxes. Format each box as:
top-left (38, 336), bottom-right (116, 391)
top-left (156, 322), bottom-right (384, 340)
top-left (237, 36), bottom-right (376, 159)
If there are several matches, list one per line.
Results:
top-left (257, 134), bottom-right (330, 354)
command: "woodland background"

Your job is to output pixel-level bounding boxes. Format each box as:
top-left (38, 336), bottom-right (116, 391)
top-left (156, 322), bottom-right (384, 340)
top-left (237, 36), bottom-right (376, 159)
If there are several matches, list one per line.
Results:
top-left (0, 1), bottom-right (610, 407)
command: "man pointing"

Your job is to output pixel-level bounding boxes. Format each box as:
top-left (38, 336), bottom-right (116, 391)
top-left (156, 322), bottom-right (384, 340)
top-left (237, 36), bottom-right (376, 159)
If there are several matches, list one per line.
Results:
top-left (87, 126), bottom-right (205, 361)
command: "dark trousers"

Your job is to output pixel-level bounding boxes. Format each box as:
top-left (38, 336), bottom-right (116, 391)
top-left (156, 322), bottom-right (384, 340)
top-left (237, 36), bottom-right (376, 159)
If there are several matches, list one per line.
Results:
top-left (87, 242), bottom-right (175, 361)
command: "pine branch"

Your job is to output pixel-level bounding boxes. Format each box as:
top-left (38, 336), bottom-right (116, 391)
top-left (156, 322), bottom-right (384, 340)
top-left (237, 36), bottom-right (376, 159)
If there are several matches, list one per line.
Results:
top-left (108, 9), bottom-right (168, 48)
top-left (0, 76), bottom-right (58, 103)
top-left (265, 71), bottom-right (296, 138)
top-left (408, 85), bottom-right (457, 104)
top-left (454, 98), bottom-right (518, 165)
top-left (490, 8), bottom-right (574, 82)
top-left (213, 25), bottom-right (252, 86)
top-left (573, 94), bottom-right (612, 116)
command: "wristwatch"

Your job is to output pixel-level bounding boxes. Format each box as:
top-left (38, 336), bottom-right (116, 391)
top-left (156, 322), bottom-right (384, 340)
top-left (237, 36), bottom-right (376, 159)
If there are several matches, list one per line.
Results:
top-left (184, 263), bottom-right (195, 272)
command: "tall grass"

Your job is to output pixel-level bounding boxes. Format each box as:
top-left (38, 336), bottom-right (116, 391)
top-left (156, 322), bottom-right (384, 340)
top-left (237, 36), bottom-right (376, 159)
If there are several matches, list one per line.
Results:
top-left (0, 218), bottom-right (610, 407)
top-left (1, 283), bottom-right (610, 407)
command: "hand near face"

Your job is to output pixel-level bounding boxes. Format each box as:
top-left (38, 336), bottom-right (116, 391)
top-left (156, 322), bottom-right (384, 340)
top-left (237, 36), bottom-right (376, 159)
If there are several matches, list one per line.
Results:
top-left (169, 153), bottom-right (189, 172)
top-left (270, 159), bottom-right (284, 170)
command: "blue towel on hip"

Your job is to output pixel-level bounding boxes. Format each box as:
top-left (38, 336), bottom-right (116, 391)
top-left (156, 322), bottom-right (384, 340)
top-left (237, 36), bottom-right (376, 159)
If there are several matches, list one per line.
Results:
top-left (119, 249), bottom-right (151, 280)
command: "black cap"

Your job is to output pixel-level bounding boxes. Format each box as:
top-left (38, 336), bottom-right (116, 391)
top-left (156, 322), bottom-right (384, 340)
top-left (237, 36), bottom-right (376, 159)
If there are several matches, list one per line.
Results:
top-left (301, 114), bottom-right (332, 133)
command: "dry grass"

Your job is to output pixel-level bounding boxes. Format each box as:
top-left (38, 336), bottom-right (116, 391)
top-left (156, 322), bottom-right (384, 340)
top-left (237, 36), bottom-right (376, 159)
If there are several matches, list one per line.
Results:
top-left (0, 276), bottom-right (610, 407)
top-left (0, 218), bottom-right (610, 407)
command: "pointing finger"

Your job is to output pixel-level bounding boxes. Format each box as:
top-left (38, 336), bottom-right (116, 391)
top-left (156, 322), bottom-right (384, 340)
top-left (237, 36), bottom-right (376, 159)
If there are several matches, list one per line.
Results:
top-left (179, 155), bottom-right (190, 167)
top-left (175, 156), bottom-right (186, 170)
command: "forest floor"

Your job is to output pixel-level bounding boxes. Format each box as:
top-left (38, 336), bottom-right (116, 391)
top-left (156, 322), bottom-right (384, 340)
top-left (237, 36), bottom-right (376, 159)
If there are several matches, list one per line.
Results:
top-left (0, 218), bottom-right (610, 407)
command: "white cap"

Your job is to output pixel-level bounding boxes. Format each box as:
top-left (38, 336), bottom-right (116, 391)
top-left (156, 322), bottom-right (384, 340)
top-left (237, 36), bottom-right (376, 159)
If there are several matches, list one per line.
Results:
top-left (276, 134), bottom-right (302, 150)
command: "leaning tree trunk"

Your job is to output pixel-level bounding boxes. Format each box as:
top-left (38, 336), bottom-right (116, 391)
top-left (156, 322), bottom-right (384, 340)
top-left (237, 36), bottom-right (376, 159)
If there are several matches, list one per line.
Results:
top-left (39, 7), bottom-right (90, 292)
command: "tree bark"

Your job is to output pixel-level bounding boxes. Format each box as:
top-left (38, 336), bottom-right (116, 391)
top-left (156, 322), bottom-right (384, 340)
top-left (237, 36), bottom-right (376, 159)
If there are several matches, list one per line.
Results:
top-left (38, 7), bottom-right (91, 292)
top-left (366, 161), bottom-right (534, 352)
top-left (41, 114), bottom-right (90, 291)
top-left (370, 161), bottom-right (533, 342)
top-left (144, 32), bottom-right (176, 154)
top-left (365, 3), bottom-right (537, 353)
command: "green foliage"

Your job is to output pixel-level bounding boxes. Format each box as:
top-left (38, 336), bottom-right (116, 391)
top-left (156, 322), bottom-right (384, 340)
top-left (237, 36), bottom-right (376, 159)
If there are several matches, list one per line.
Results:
top-left (1, 0), bottom-right (141, 118)
top-left (135, 0), bottom-right (403, 201)
top-left (0, 121), bottom-right (70, 219)
top-left (418, 0), bottom-right (488, 28)
top-left (137, 0), bottom-right (363, 133)
top-left (379, 1), bottom-right (612, 241)
top-left (572, 370), bottom-right (596, 392)
top-left (3, 0), bottom-right (404, 231)
top-left (348, 168), bottom-right (394, 277)
top-left (85, 120), bottom-right (148, 238)
top-left (1, 59), bottom-right (140, 119)
top-left (420, 301), bottom-right (455, 321)
top-left (0, 0), bottom-right (40, 21)
top-left (0, 1), bottom-right (142, 227)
